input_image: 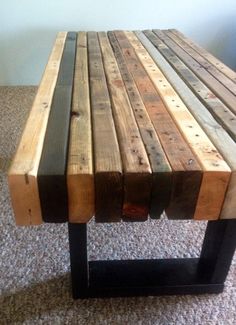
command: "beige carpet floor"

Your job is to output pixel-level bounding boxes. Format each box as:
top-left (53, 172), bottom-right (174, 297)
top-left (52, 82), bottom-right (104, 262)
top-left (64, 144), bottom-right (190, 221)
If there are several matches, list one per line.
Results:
top-left (0, 86), bottom-right (235, 325)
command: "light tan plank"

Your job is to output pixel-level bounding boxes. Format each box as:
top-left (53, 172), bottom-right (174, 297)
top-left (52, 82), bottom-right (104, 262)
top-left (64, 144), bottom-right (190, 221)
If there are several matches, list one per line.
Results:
top-left (98, 32), bottom-right (152, 220)
top-left (170, 29), bottom-right (236, 83)
top-left (8, 32), bottom-right (67, 225)
top-left (67, 32), bottom-right (94, 223)
top-left (126, 31), bottom-right (231, 220)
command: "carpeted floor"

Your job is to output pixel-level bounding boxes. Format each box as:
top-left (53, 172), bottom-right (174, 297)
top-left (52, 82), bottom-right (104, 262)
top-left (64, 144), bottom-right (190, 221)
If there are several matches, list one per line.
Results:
top-left (0, 86), bottom-right (235, 324)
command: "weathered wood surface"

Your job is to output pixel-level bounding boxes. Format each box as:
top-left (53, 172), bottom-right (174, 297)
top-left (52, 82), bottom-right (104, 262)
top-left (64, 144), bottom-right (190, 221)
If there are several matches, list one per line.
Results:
top-left (126, 31), bottom-right (231, 220)
top-left (8, 32), bottom-right (67, 225)
top-left (166, 30), bottom-right (236, 96)
top-left (170, 29), bottom-right (236, 83)
top-left (138, 30), bottom-right (236, 219)
top-left (38, 32), bottom-right (77, 222)
top-left (67, 32), bottom-right (94, 223)
top-left (99, 32), bottom-right (152, 220)
top-left (115, 31), bottom-right (203, 220)
top-left (9, 29), bottom-right (236, 224)
top-left (87, 32), bottom-right (123, 222)
top-left (154, 30), bottom-right (236, 116)
top-left (108, 31), bottom-right (172, 218)
top-left (145, 30), bottom-right (236, 143)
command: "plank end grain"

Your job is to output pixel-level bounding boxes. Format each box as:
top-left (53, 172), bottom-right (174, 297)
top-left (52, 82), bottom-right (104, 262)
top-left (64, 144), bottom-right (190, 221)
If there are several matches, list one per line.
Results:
top-left (150, 172), bottom-right (172, 218)
top-left (67, 174), bottom-right (94, 223)
top-left (38, 174), bottom-right (68, 223)
top-left (8, 174), bottom-right (42, 225)
top-left (194, 171), bottom-right (231, 220)
top-left (95, 172), bottom-right (123, 223)
top-left (123, 172), bottom-right (152, 221)
top-left (220, 172), bottom-right (236, 219)
top-left (166, 170), bottom-right (202, 220)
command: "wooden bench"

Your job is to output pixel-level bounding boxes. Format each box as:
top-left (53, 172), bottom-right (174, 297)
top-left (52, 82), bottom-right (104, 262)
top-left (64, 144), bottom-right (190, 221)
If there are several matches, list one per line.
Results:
top-left (8, 29), bottom-right (236, 299)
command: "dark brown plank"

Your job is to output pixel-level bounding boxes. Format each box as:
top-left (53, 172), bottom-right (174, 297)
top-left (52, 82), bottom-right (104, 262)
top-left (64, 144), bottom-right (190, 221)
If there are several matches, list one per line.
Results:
top-left (87, 32), bottom-right (123, 222)
top-left (153, 29), bottom-right (236, 116)
top-left (114, 30), bottom-right (203, 220)
top-left (38, 32), bottom-right (77, 222)
top-left (108, 31), bottom-right (172, 218)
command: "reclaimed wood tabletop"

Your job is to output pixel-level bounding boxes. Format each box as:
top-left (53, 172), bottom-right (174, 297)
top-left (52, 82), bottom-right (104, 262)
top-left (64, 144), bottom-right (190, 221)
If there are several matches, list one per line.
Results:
top-left (8, 29), bottom-right (236, 225)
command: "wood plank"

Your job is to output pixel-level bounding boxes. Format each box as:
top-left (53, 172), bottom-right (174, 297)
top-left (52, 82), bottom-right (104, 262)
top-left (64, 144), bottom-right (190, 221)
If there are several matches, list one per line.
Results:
top-left (139, 30), bottom-right (236, 219)
top-left (148, 31), bottom-right (236, 142)
top-left (166, 30), bottom-right (236, 96)
top-left (37, 32), bottom-right (77, 222)
top-left (8, 32), bottom-right (67, 225)
top-left (108, 31), bottom-right (172, 218)
top-left (154, 30), bottom-right (236, 115)
top-left (87, 32), bottom-right (123, 222)
top-left (67, 32), bottom-right (94, 223)
top-left (126, 31), bottom-right (231, 220)
top-left (98, 32), bottom-right (152, 221)
top-left (170, 29), bottom-right (236, 83)
top-left (115, 31), bottom-right (202, 220)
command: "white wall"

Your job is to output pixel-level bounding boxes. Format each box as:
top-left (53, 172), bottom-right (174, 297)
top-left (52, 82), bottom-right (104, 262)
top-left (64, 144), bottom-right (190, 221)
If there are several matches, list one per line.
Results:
top-left (1, 0), bottom-right (236, 85)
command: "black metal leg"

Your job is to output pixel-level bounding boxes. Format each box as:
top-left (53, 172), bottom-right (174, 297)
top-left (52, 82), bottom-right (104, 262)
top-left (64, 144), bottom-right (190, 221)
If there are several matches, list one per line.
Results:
top-left (68, 220), bottom-right (236, 299)
top-left (68, 223), bottom-right (89, 298)
top-left (198, 219), bottom-right (236, 284)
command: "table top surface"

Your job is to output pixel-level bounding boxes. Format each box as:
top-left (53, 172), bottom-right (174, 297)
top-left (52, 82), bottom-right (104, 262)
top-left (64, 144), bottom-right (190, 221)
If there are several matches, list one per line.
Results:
top-left (8, 29), bottom-right (236, 225)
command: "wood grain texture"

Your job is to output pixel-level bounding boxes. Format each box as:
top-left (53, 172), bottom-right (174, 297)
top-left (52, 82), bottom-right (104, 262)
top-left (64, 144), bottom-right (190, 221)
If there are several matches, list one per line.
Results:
top-left (108, 31), bottom-right (172, 218)
top-left (115, 31), bottom-right (202, 220)
top-left (87, 32), bottom-right (123, 222)
top-left (38, 32), bottom-right (77, 222)
top-left (139, 30), bottom-right (236, 219)
top-left (155, 30), bottom-right (236, 115)
top-left (127, 31), bottom-right (231, 220)
top-left (144, 30), bottom-right (236, 143)
top-left (8, 32), bottom-right (67, 225)
top-left (98, 32), bottom-right (152, 221)
top-left (67, 32), bottom-right (94, 223)
top-left (166, 30), bottom-right (236, 96)
top-left (170, 29), bottom-right (236, 83)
